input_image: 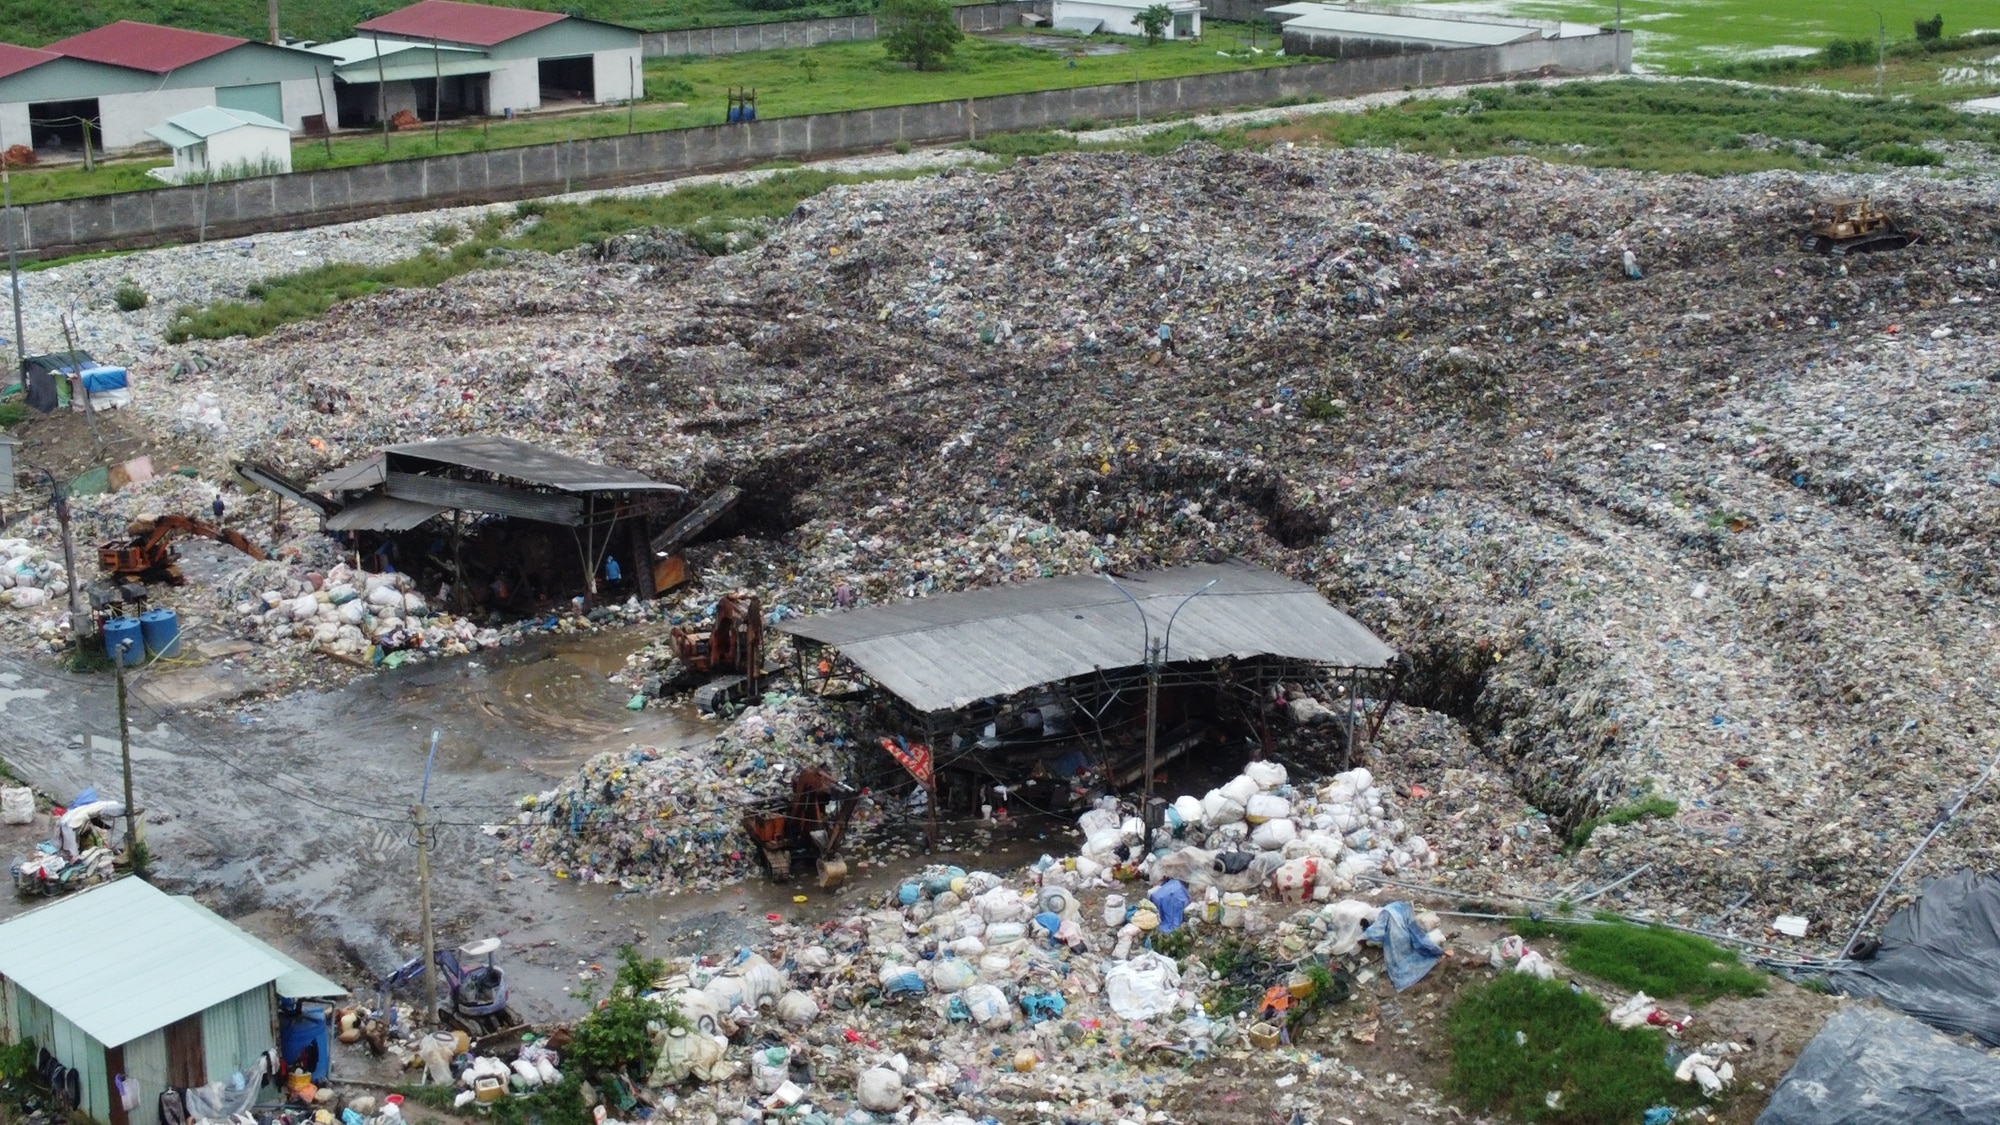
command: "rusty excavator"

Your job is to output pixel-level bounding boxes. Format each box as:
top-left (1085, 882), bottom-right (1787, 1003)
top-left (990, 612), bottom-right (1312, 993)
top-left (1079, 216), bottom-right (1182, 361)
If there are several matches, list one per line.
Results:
top-left (99, 515), bottom-right (267, 584)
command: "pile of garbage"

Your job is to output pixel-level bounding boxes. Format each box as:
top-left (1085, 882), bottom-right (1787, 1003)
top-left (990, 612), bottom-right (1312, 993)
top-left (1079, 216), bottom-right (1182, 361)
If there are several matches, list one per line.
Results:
top-left (506, 693), bottom-right (858, 892)
top-left (0, 538), bottom-right (71, 614)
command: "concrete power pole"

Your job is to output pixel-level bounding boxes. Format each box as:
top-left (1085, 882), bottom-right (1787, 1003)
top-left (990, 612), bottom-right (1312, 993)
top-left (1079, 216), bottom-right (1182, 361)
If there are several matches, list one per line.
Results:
top-left (269, 0), bottom-right (281, 44)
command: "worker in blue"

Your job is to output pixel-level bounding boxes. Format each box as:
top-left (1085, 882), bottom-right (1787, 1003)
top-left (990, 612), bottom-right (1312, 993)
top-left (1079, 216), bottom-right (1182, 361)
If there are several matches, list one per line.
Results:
top-left (604, 556), bottom-right (623, 594)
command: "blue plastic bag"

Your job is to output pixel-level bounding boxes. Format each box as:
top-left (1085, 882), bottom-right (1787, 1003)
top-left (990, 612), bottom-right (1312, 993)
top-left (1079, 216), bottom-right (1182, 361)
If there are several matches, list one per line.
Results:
top-left (1149, 880), bottom-right (1190, 933)
top-left (1020, 992), bottom-right (1066, 1025)
top-left (1361, 901), bottom-right (1443, 991)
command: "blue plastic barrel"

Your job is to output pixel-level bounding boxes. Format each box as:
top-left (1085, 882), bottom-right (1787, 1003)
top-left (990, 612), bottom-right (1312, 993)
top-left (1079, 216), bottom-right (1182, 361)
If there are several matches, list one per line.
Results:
top-left (138, 609), bottom-right (182, 659)
top-left (279, 1001), bottom-right (331, 1083)
top-left (103, 618), bottom-right (143, 665)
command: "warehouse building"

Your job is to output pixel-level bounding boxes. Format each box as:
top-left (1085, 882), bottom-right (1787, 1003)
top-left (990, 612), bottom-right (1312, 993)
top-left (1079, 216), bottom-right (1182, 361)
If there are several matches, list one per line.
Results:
top-left (0, 21), bottom-right (336, 155)
top-left (1265, 3), bottom-right (1604, 60)
top-left (356, 0), bottom-right (643, 116)
top-left (305, 37), bottom-right (501, 126)
top-left (1050, 0), bottom-right (1203, 38)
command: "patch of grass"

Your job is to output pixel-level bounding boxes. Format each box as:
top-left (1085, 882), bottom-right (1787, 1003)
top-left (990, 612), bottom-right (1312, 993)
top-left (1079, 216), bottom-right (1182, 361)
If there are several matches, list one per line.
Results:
top-left (1246, 80), bottom-right (2000, 175)
top-left (1569, 794), bottom-right (1679, 849)
top-left (165, 169), bottom-right (922, 341)
top-left (1447, 973), bottom-right (1697, 1125)
top-left (113, 281), bottom-right (148, 311)
top-left (1513, 918), bottom-right (1767, 1002)
top-left (1866, 141), bottom-right (1944, 166)
top-left (0, 401), bottom-right (26, 428)
top-left (61, 643), bottom-right (117, 674)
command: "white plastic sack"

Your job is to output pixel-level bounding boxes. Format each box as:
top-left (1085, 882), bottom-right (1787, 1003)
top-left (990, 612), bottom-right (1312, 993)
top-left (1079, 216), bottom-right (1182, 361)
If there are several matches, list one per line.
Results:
top-left (1220, 775), bottom-right (1259, 806)
top-left (1201, 791), bottom-right (1246, 826)
top-left (856, 1068), bottom-right (903, 1112)
top-left (1104, 951), bottom-right (1183, 1020)
top-left (1171, 795), bottom-right (1205, 827)
top-left (367, 585), bottom-right (404, 607)
top-left (1244, 793), bottom-right (1293, 824)
top-left (1317, 900), bottom-right (1379, 957)
top-left (1250, 818), bottom-right (1298, 850)
top-left (1078, 808), bottom-right (1120, 836)
top-left (1243, 760), bottom-right (1288, 790)
top-left (960, 983), bottom-right (1013, 1030)
top-left (975, 887), bottom-right (1029, 923)
top-left (931, 959), bottom-right (977, 993)
top-left (0, 786), bottom-right (32, 825)
top-left (7, 587), bottom-right (47, 608)
top-left (776, 991), bottom-right (819, 1028)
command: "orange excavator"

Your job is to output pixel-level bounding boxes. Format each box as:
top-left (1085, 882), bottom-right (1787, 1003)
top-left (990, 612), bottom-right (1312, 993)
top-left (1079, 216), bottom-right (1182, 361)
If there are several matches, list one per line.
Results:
top-left (98, 515), bottom-right (266, 584)
top-left (741, 767), bottom-right (859, 888)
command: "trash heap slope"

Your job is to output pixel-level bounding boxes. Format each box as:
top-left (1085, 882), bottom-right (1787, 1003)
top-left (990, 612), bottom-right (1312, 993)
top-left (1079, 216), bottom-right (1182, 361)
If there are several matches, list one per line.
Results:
top-left (159, 145), bottom-right (2000, 941)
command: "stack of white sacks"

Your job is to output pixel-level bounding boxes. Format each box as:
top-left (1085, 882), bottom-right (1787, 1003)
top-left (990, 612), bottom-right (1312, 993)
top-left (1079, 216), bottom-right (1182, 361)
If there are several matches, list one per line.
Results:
top-left (234, 562), bottom-right (506, 658)
top-left (1074, 762), bottom-right (1439, 902)
top-left (0, 539), bottom-right (67, 609)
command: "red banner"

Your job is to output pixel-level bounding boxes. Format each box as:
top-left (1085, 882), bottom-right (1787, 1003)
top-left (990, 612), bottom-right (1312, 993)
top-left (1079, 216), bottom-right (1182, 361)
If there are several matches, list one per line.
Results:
top-left (880, 736), bottom-right (933, 787)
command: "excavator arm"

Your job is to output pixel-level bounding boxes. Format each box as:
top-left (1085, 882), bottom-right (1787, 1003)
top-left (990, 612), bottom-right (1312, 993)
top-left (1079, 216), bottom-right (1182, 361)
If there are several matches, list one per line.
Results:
top-left (99, 515), bottom-right (266, 583)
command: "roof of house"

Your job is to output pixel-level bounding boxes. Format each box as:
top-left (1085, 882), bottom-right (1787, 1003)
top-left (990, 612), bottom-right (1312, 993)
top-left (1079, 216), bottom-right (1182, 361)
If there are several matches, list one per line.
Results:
top-left (778, 562), bottom-right (1398, 714)
top-left (1274, 5), bottom-right (1540, 47)
top-left (306, 36), bottom-right (501, 81)
top-left (0, 42), bottom-right (61, 81)
top-left (47, 21), bottom-right (248, 73)
top-left (172, 897), bottom-right (348, 999)
top-left (0, 878), bottom-right (286, 1047)
top-left (384, 436), bottom-right (681, 493)
top-left (145, 105), bottom-right (291, 149)
top-left (357, 0), bottom-right (571, 47)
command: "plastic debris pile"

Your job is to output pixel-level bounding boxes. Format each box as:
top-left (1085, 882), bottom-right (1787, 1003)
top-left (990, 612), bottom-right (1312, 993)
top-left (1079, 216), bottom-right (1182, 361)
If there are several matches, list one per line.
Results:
top-left (507, 693), bottom-right (857, 892)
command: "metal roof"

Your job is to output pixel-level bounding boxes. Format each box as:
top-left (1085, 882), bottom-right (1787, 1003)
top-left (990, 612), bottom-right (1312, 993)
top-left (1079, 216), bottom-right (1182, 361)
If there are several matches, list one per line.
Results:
top-left (47, 21), bottom-right (247, 73)
top-left (172, 897), bottom-right (348, 999)
top-left (324, 493), bottom-right (449, 531)
top-left (308, 37), bottom-right (500, 82)
top-left (358, 0), bottom-right (570, 47)
top-left (0, 42), bottom-right (60, 81)
top-left (1277, 7), bottom-right (1539, 46)
top-left (312, 454), bottom-right (387, 494)
top-left (384, 436), bottom-right (681, 493)
top-left (778, 562), bottom-right (1397, 714)
top-left (0, 878), bottom-right (284, 1047)
top-left (145, 106), bottom-right (290, 150)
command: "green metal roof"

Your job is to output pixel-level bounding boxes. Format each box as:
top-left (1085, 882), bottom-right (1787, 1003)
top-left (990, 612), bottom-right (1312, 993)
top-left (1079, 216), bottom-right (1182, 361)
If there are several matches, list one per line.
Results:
top-left (0, 878), bottom-right (285, 1047)
top-left (144, 105), bottom-right (290, 150)
top-left (173, 897), bottom-right (349, 1000)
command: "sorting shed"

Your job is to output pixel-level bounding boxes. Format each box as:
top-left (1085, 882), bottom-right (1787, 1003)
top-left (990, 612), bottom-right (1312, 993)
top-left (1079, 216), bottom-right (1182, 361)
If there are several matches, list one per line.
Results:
top-left (0, 878), bottom-right (341, 1125)
top-left (357, 0), bottom-right (642, 114)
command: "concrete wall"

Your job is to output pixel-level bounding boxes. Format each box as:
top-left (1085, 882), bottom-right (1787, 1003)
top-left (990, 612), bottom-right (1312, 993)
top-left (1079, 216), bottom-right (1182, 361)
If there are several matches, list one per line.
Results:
top-left (280, 73), bottom-right (341, 131)
top-left (490, 57), bottom-right (540, 114)
top-left (13, 32), bottom-right (1628, 256)
top-left (100, 86), bottom-right (216, 150)
top-left (644, 1), bottom-right (1051, 57)
top-left (594, 46), bottom-right (645, 102)
top-left (0, 102), bottom-right (28, 152)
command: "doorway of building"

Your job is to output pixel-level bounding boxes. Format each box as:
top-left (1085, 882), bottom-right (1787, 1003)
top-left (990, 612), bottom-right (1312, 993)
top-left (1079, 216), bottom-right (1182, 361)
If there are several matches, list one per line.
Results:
top-left (27, 98), bottom-right (100, 155)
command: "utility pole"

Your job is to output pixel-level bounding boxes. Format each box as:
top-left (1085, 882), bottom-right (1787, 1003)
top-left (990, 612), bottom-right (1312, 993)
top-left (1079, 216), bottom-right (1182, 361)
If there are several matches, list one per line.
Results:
top-left (432, 36), bottom-right (443, 144)
top-left (1615, 0), bottom-right (1625, 73)
top-left (412, 729), bottom-right (442, 1024)
top-left (1876, 11), bottom-right (1887, 97)
top-left (1142, 637), bottom-right (1160, 824)
top-left (59, 312), bottom-right (103, 456)
top-left (42, 469), bottom-right (88, 641)
top-left (374, 32), bottom-right (391, 152)
top-left (114, 638), bottom-right (139, 856)
top-left (268, 0), bottom-right (281, 44)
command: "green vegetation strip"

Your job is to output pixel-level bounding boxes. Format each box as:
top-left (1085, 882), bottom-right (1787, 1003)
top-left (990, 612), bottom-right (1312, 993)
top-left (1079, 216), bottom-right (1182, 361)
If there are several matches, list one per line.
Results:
top-left (164, 169), bottom-right (920, 342)
top-left (1569, 795), bottom-right (1678, 850)
top-left (1514, 918), bottom-right (1767, 1002)
top-left (1447, 974), bottom-right (1700, 1125)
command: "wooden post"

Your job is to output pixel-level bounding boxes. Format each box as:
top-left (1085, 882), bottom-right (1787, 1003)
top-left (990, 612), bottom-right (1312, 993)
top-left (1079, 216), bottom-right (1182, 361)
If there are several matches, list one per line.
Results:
top-left (313, 65), bottom-right (334, 159)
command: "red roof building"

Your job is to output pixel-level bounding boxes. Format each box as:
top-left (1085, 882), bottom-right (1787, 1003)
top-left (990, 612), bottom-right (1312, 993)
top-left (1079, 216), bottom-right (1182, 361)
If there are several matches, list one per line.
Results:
top-left (0, 42), bottom-right (60, 81)
top-left (356, 1), bottom-right (569, 48)
top-left (46, 21), bottom-right (247, 73)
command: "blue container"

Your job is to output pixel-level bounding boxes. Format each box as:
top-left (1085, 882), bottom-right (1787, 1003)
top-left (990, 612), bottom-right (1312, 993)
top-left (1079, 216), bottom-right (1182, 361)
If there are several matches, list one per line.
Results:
top-left (102, 618), bottom-right (143, 665)
top-left (279, 1001), bottom-right (331, 1083)
top-left (139, 609), bottom-right (182, 659)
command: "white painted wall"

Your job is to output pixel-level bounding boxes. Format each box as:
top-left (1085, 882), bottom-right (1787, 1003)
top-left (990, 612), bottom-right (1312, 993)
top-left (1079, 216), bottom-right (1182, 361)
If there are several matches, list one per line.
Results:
top-left (1052, 0), bottom-right (1200, 38)
top-left (280, 73), bottom-right (340, 131)
top-left (487, 56), bottom-right (540, 115)
top-left (592, 46), bottom-right (643, 103)
top-left (100, 85), bottom-right (215, 150)
top-left (0, 102), bottom-right (29, 156)
top-left (207, 124), bottom-right (292, 176)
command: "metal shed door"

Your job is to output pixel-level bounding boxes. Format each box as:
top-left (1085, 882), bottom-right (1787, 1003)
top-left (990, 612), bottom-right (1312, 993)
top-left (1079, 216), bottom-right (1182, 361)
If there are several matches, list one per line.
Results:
top-left (164, 1015), bottom-right (204, 1088)
top-left (217, 83), bottom-right (283, 122)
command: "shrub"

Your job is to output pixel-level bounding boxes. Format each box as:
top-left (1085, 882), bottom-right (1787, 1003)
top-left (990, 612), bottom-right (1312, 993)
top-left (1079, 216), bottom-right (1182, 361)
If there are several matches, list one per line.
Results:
top-left (1915, 13), bottom-right (1944, 40)
top-left (1867, 142), bottom-right (1942, 167)
top-left (113, 281), bottom-right (148, 311)
top-left (426, 222), bottom-right (463, 246)
top-left (565, 946), bottom-right (682, 1083)
top-left (1821, 37), bottom-right (1875, 67)
top-left (892, 139), bottom-right (912, 154)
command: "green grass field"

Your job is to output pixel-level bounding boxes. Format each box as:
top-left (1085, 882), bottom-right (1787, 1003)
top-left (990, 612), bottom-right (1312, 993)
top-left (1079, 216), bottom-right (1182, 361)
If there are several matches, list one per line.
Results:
top-left (0, 28), bottom-right (1293, 205)
top-left (1406, 0), bottom-right (2000, 71)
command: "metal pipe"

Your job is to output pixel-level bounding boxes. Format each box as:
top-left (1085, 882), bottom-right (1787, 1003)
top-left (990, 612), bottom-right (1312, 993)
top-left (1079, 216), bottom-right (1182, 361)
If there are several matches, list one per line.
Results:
top-left (1840, 740), bottom-right (2000, 957)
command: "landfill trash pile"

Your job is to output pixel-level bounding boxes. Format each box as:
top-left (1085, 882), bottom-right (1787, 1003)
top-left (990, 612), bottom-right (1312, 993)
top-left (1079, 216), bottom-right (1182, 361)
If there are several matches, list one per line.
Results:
top-left (83, 139), bottom-right (2000, 945)
top-left (507, 693), bottom-right (859, 892)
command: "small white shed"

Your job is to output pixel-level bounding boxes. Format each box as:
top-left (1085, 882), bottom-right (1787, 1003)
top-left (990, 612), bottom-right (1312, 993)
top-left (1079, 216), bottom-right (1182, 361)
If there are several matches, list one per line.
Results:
top-left (143, 105), bottom-right (292, 184)
top-left (1051, 0), bottom-right (1203, 39)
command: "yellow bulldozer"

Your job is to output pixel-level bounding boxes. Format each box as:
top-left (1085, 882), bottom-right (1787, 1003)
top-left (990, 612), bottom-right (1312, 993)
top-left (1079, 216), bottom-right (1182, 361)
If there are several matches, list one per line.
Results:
top-left (1802, 198), bottom-right (1917, 256)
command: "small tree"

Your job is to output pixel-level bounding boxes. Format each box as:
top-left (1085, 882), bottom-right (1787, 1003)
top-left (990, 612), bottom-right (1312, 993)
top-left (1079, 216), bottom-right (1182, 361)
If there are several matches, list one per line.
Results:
top-left (1914, 13), bottom-right (1943, 40)
top-left (882, 0), bottom-right (963, 71)
top-left (1137, 4), bottom-right (1174, 44)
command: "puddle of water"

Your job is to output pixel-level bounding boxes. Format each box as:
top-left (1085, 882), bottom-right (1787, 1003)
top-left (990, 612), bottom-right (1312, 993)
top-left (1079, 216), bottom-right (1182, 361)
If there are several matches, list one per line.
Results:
top-left (995, 31), bottom-right (1132, 55)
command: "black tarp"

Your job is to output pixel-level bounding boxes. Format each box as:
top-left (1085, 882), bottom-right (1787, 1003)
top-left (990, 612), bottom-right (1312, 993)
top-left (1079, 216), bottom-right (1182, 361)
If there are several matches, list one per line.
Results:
top-left (19, 350), bottom-right (95, 415)
top-left (1755, 1005), bottom-right (2000, 1125)
top-left (1822, 870), bottom-right (2000, 1045)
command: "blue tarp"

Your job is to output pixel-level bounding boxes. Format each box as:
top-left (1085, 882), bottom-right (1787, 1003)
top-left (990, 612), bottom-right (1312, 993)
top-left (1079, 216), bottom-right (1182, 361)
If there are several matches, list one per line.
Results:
top-left (1362, 901), bottom-right (1443, 990)
top-left (1149, 880), bottom-right (1190, 934)
top-left (79, 367), bottom-right (128, 394)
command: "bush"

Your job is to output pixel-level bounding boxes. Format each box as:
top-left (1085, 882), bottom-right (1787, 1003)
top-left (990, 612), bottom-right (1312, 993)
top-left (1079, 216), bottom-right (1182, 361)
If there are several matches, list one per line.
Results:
top-left (1867, 142), bottom-right (1942, 166)
top-left (1915, 13), bottom-right (1943, 40)
top-left (0, 401), bottom-right (26, 428)
top-left (565, 946), bottom-right (682, 1083)
top-left (892, 139), bottom-right (912, 154)
top-left (113, 281), bottom-right (148, 311)
top-left (1821, 37), bottom-right (1875, 67)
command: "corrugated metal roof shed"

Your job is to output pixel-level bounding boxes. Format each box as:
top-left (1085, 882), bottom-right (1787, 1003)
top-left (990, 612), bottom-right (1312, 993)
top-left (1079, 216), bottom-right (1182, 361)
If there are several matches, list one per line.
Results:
top-left (324, 493), bottom-right (449, 531)
top-left (47, 21), bottom-right (247, 73)
top-left (1277, 7), bottom-right (1539, 47)
top-left (172, 897), bottom-right (348, 999)
top-left (778, 562), bottom-right (1396, 714)
top-left (384, 436), bottom-right (681, 493)
top-left (358, 0), bottom-right (569, 47)
top-left (0, 42), bottom-right (60, 81)
top-left (307, 37), bottom-right (500, 82)
top-left (145, 105), bottom-right (290, 150)
top-left (312, 454), bottom-right (387, 494)
top-left (0, 877), bottom-right (283, 1047)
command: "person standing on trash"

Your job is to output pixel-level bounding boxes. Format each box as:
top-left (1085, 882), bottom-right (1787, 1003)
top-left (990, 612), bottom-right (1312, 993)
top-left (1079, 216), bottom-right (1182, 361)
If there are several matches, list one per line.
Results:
top-left (605, 556), bottom-right (622, 593)
top-left (1622, 248), bottom-right (1643, 280)
top-left (212, 493), bottom-right (226, 523)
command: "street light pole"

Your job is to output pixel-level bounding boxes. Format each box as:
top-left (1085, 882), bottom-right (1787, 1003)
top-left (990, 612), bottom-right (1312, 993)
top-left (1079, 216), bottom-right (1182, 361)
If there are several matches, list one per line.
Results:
top-left (1103, 575), bottom-right (1216, 834)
